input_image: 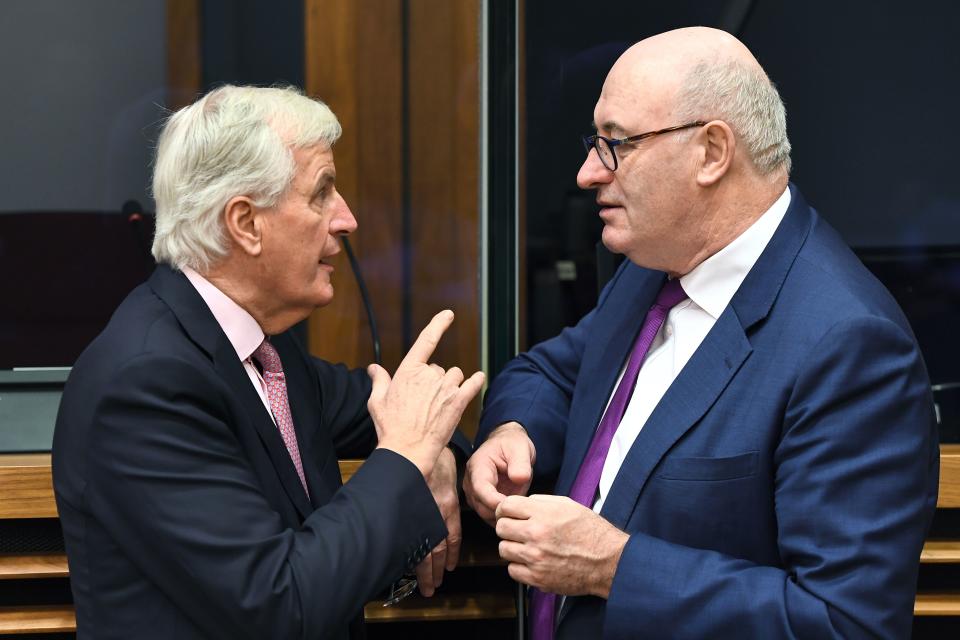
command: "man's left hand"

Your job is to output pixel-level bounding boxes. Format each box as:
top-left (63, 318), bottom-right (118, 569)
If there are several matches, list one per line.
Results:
top-left (416, 446), bottom-right (461, 596)
top-left (495, 494), bottom-right (628, 598)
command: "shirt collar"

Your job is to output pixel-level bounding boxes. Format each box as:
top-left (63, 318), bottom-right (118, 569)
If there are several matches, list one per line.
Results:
top-left (679, 187), bottom-right (791, 319)
top-left (182, 266), bottom-right (265, 362)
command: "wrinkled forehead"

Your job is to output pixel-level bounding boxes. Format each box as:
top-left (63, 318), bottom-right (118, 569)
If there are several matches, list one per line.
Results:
top-left (593, 61), bottom-right (678, 135)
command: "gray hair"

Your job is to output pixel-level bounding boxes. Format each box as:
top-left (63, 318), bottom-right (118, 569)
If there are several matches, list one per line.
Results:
top-left (151, 85), bottom-right (342, 271)
top-left (674, 59), bottom-right (791, 176)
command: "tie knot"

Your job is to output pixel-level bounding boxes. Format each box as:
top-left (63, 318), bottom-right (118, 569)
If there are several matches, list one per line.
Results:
top-left (253, 339), bottom-right (283, 374)
top-left (655, 278), bottom-right (687, 309)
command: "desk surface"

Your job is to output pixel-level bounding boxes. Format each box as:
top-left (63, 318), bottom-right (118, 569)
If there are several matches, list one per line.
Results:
top-left (3, 446), bottom-right (959, 519)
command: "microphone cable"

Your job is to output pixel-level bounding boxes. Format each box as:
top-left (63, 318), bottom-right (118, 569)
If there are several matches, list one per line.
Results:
top-left (341, 236), bottom-right (382, 365)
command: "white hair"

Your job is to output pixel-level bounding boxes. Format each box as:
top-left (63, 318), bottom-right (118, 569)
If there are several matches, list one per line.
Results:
top-left (151, 85), bottom-right (342, 271)
top-left (675, 59), bottom-right (791, 176)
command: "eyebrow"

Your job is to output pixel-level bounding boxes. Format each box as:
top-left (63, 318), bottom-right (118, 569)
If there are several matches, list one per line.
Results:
top-left (311, 170), bottom-right (336, 196)
top-left (591, 120), bottom-right (628, 137)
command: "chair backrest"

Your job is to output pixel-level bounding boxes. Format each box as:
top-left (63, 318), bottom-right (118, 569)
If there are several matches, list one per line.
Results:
top-left (0, 210), bottom-right (155, 369)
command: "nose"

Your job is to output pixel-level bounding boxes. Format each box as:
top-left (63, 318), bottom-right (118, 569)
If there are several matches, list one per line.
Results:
top-left (331, 191), bottom-right (358, 236)
top-left (576, 147), bottom-right (614, 190)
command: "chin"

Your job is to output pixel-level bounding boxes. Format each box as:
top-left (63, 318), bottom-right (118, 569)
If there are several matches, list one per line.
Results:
top-left (600, 228), bottom-right (630, 256)
top-left (311, 283), bottom-right (335, 308)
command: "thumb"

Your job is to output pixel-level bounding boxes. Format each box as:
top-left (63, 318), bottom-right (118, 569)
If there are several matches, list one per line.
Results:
top-left (367, 364), bottom-right (391, 405)
top-left (505, 443), bottom-right (533, 484)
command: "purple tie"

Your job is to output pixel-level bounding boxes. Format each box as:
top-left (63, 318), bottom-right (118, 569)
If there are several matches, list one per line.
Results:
top-left (530, 278), bottom-right (687, 640)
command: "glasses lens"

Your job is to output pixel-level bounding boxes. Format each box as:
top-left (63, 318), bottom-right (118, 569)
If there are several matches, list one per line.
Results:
top-left (596, 138), bottom-right (615, 171)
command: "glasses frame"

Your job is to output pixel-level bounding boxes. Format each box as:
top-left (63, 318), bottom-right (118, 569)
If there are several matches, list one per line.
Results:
top-left (383, 574), bottom-right (418, 607)
top-left (582, 121), bottom-right (708, 171)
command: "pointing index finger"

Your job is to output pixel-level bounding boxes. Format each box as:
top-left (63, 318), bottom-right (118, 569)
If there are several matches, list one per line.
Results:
top-left (401, 310), bottom-right (454, 367)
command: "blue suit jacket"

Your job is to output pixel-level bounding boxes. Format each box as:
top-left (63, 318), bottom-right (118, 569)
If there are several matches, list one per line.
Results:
top-left (478, 186), bottom-right (939, 639)
top-left (53, 265), bottom-right (448, 640)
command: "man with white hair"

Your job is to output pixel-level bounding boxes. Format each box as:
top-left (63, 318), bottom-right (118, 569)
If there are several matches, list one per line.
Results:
top-left (52, 85), bottom-right (483, 639)
top-left (465, 27), bottom-right (939, 639)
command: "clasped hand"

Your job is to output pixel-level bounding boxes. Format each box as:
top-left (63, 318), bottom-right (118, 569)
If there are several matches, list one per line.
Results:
top-left (495, 494), bottom-right (627, 598)
top-left (464, 423), bottom-right (628, 598)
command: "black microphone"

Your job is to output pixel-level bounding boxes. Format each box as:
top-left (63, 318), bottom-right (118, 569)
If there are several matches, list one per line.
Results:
top-left (122, 199), bottom-right (143, 221)
top-left (123, 200), bottom-right (153, 271)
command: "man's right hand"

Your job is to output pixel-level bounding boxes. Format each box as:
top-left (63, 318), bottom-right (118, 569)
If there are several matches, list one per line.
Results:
top-left (368, 310), bottom-right (485, 480)
top-left (463, 422), bottom-right (536, 526)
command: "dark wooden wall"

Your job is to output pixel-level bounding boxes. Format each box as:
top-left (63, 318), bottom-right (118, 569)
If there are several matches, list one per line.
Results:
top-left (305, 0), bottom-right (482, 436)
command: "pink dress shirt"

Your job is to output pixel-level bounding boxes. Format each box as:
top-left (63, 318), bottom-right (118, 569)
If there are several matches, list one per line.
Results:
top-left (182, 267), bottom-right (274, 419)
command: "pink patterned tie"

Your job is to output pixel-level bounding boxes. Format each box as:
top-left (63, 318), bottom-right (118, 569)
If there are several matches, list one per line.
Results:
top-left (530, 278), bottom-right (687, 640)
top-left (253, 339), bottom-right (309, 497)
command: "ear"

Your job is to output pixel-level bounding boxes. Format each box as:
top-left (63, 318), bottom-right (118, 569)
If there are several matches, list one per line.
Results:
top-left (222, 195), bottom-right (263, 257)
top-left (695, 120), bottom-right (736, 187)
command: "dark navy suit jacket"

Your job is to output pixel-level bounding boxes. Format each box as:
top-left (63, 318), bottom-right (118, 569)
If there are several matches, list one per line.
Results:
top-left (479, 186), bottom-right (939, 639)
top-left (53, 265), bottom-right (447, 639)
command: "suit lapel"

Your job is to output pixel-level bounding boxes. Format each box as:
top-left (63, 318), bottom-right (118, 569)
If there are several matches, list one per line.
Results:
top-left (729, 184), bottom-right (812, 331)
top-left (149, 266), bottom-right (314, 520)
top-left (598, 310), bottom-right (752, 528)
top-left (554, 268), bottom-right (664, 497)
top-left (555, 310), bottom-right (753, 627)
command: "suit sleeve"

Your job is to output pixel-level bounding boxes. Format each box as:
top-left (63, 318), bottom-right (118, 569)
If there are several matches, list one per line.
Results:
top-left (477, 262), bottom-right (628, 479)
top-left (86, 354), bottom-right (446, 640)
top-left (603, 315), bottom-right (939, 639)
top-left (311, 358), bottom-right (378, 458)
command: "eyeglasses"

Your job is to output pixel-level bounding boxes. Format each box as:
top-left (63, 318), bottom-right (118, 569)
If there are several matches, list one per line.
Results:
top-left (581, 121), bottom-right (707, 171)
top-left (383, 574), bottom-right (417, 607)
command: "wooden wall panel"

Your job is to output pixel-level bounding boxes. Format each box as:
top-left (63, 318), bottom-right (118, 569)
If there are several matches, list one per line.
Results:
top-left (166, 0), bottom-right (201, 109)
top-left (305, 0), bottom-right (406, 371)
top-left (408, 0), bottom-right (481, 434)
top-left (305, 0), bottom-right (482, 437)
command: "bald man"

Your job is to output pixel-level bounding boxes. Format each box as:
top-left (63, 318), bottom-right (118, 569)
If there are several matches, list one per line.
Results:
top-left (465, 27), bottom-right (938, 639)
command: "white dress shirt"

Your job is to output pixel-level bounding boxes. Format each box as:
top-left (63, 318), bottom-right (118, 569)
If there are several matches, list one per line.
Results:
top-left (592, 187), bottom-right (791, 513)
